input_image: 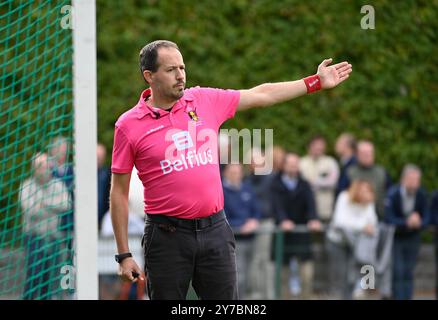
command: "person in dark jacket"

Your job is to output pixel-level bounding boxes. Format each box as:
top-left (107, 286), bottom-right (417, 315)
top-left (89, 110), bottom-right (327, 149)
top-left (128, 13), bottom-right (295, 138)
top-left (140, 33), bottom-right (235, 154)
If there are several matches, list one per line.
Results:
top-left (384, 164), bottom-right (429, 300)
top-left (223, 163), bottom-right (261, 299)
top-left (429, 190), bottom-right (438, 299)
top-left (97, 143), bottom-right (111, 230)
top-left (334, 133), bottom-right (357, 200)
top-left (48, 135), bottom-right (75, 298)
top-left (244, 147), bottom-right (281, 299)
top-left (345, 140), bottom-right (392, 219)
top-left (271, 153), bottom-right (321, 299)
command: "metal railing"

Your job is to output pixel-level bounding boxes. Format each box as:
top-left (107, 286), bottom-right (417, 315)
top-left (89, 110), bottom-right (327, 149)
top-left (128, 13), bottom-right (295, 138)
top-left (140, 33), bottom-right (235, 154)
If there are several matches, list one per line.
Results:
top-left (96, 225), bottom-right (437, 300)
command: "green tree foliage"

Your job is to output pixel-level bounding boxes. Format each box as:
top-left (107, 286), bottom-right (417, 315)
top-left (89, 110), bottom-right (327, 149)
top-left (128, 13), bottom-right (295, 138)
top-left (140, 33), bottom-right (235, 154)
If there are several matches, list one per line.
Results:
top-left (0, 1), bottom-right (72, 243)
top-left (97, 0), bottom-right (437, 189)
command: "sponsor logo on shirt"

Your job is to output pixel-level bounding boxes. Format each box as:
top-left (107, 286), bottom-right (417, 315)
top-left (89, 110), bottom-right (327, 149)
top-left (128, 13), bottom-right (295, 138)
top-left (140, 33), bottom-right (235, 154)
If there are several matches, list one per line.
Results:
top-left (160, 123), bottom-right (219, 175)
top-left (160, 149), bottom-right (213, 175)
top-left (172, 131), bottom-right (194, 151)
top-left (160, 129), bottom-right (214, 174)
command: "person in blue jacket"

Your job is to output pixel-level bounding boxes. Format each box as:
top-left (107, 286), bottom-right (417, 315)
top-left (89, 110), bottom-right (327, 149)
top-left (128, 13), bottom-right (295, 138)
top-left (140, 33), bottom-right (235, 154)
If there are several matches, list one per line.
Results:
top-left (222, 163), bottom-right (261, 299)
top-left (384, 164), bottom-right (429, 300)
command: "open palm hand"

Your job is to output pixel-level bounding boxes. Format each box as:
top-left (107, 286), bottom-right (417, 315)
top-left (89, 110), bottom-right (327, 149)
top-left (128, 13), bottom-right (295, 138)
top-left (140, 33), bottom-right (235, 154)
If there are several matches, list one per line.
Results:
top-left (317, 58), bottom-right (352, 89)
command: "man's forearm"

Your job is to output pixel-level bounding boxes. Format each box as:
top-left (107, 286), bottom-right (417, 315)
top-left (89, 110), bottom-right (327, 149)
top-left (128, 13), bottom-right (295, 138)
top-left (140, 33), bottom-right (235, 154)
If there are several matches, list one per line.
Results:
top-left (246, 80), bottom-right (307, 109)
top-left (238, 59), bottom-right (352, 111)
top-left (110, 193), bottom-right (130, 253)
top-left (237, 76), bottom-right (319, 111)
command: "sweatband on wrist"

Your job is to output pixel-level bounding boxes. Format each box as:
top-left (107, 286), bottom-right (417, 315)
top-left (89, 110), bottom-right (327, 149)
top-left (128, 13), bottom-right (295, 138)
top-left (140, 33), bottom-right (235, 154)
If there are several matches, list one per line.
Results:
top-left (303, 74), bottom-right (321, 94)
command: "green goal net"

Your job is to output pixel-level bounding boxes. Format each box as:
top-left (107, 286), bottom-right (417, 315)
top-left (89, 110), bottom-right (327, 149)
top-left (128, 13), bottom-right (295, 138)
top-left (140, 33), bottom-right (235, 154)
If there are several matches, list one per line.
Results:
top-left (0, 0), bottom-right (74, 299)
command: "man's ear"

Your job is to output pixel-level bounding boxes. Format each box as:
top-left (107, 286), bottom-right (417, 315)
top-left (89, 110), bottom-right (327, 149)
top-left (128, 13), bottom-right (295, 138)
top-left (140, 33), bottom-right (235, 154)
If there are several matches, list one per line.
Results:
top-left (143, 70), bottom-right (153, 84)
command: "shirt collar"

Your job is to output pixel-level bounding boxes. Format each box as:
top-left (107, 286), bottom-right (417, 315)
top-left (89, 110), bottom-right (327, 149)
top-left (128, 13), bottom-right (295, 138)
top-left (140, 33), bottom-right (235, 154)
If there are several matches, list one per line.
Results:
top-left (341, 155), bottom-right (355, 166)
top-left (136, 88), bottom-right (194, 119)
top-left (401, 186), bottom-right (416, 198)
top-left (281, 174), bottom-right (298, 190)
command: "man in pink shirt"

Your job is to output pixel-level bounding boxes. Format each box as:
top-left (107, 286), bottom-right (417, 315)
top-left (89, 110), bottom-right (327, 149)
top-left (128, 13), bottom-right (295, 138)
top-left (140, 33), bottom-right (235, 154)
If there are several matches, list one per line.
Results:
top-left (111, 40), bottom-right (352, 300)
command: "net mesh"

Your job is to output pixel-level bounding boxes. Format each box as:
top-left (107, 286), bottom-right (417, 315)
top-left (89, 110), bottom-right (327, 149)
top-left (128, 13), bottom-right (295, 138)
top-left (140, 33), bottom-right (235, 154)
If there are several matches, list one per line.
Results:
top-left (0, 0), bottom-right (74, 299)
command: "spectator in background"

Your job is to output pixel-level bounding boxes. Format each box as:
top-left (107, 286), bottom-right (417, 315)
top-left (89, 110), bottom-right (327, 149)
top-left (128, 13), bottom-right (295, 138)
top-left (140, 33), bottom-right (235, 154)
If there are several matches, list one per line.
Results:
top-left (20, 152), bottom-right (72, 299)
top-left (300, 135), bottom-right (339, 222)
top-left (48, 136), bottom-right (75, 298)
top-left (269, 145), bottom-right (287, 173)
top-left (271, 153), bottom-right (321, 299)
top-left (430, 190), bottom-right (438, 299)
top-left (244, 146), bottom-right (281, 299)
top-left (218, 131), bottom-right (232, 174)
top-left (346, 140), bottom-right (393, 299)
top-left (100, 166), bottom-right (145, 300)
top-left (49, 136), bottom-right (74, 193)
top-left (334, 133), bottom-right (357, 199)
top-left (97, 143), bottom-right (111, 230)
top-left (127, 166), bottom-right (147, 220)
top-left (48, 136), bottom-right (74, 233)
top-left (326, 180), bottom-right (378, 299)
top-left (385, 164), bottom-right (428, 300)
top-left (244, 147), bottom-right (276, 219)
top-left (223, 163), bottom-right (261, 299)
top-left (100, 166), bottom-right (145, 236)
top-left (346, 140), bottom-right (392, 219)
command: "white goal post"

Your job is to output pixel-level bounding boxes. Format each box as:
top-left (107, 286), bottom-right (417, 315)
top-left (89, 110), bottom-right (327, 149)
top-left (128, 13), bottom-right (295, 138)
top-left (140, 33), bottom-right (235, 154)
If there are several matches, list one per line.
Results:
top-left (73, 0), bottom-right (98, 300)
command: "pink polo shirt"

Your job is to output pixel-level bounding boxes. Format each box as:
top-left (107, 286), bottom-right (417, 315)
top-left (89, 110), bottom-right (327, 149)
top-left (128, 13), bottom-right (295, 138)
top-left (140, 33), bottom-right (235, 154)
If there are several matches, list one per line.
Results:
top-left (111, 87), bottom-right (240, 219)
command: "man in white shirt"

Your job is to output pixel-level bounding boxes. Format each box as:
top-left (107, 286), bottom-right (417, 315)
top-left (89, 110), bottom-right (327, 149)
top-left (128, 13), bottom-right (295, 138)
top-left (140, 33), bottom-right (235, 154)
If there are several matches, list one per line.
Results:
top-left (300, 135), bottom-right (339, 222)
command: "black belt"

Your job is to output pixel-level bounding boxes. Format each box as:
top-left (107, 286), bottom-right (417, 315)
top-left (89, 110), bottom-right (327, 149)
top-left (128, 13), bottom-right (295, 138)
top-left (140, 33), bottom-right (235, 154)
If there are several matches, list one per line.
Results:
top-left (146, 210), bottom-right (226, 231)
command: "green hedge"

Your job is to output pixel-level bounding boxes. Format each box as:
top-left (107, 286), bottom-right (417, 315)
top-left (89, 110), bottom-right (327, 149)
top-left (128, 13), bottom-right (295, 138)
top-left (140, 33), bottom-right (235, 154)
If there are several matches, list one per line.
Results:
top-left (97, 0), bottom-right (437, 190)
top-left (0, 1), bottom-right (73, 244)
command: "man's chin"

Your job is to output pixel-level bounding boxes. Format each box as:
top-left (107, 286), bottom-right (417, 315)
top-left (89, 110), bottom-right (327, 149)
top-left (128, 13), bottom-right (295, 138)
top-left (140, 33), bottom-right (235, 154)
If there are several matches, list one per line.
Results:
top-left (174, 89), bottom-right (185, 99)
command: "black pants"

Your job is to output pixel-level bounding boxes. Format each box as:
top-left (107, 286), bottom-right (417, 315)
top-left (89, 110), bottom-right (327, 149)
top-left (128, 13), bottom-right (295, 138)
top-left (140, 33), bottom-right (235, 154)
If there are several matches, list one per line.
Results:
top-left (392, 233), bottom-right (421, 300)
top-left (142, 214), bottom-right (238, 300)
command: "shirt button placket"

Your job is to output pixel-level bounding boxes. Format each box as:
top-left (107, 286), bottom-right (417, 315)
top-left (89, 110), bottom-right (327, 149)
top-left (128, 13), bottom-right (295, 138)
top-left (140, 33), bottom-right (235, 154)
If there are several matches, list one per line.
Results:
top-left (169, 112), bottom-right (175, 127)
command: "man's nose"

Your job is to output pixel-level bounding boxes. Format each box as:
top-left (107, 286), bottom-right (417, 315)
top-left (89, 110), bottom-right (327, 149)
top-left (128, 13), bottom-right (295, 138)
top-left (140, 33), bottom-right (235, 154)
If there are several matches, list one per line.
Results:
top-left (176, 69), bottom-right (184, 80)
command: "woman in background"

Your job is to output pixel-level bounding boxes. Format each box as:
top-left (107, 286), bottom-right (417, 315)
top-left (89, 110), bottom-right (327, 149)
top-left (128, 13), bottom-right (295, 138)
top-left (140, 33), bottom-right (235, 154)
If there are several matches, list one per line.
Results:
top-left (326, 179), bottom-right (378, 299)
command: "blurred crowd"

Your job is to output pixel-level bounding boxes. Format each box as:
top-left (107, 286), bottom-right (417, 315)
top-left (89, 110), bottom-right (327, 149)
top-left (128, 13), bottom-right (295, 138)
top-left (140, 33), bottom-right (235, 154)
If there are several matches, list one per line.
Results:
top-left (19, 136), bottom-right (74, 299)
top-left (19, 133), bottom-right (438, 300)
top-left (216, 133), bottom-right (438, 300)
top-left (94, 132), bottom-right (438, 300)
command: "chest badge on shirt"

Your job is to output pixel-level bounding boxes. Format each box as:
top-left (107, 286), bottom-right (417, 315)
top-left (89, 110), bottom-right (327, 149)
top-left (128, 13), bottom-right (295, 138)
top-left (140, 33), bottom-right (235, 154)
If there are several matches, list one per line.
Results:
top-left (186, 108), bottom-right (204, 126)
top-left (188, 110), bottom-right (199, 122)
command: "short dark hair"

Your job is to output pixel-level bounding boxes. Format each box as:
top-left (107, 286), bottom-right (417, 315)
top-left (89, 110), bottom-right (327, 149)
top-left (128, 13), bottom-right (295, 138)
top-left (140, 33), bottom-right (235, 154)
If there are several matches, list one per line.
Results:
top-left (308, 134), bottom-right (326, 147)
top-left (282, 152), bottom-right (300, 166)
top-left (139, 40), bottom-right (179, 77)
top-left (401, 164), bottom-right (422, 180)
top-left (340, 133), bottom-right (357, 152)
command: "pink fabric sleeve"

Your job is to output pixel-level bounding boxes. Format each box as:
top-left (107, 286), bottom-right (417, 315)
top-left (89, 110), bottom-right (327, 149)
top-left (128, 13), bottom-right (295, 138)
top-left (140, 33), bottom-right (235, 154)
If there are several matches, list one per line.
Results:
top-left (199, 87), bottom-right (240, 126)
top-left (111, 125), bottom-right (135, 174)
